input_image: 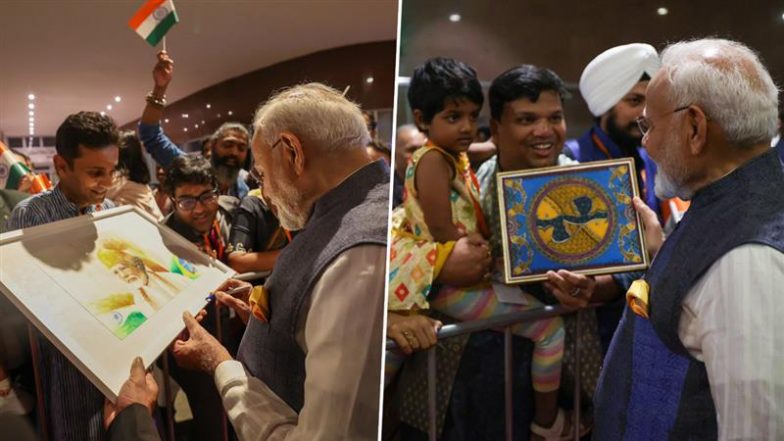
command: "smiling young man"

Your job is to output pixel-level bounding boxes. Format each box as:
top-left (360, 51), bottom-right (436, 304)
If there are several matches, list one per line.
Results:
top-left (5, 111), bottom-right (119, 441)
top-left (162, 154), bottom-right (234, 263)
top-left (160, 154), bottom-right (238, 441)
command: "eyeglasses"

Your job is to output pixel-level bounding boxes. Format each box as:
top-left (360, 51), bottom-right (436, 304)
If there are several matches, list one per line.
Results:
top-left (172, 188), bottom-right (219, 211)
top-left (636, 105), bottom-right (691, 136)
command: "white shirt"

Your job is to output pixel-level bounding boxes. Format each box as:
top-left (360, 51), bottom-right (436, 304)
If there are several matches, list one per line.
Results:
top-left (679, 244), bottom-right (784, 441)
top-left (214, 244), bottom-right (386, 441)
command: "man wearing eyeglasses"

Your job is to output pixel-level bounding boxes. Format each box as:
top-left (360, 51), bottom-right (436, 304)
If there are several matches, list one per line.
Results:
top-left (160, 154), bottom-right (237, 441)
top-left (564, 43), bottom-right (662, 219)
top-left (162, 154), bottom-right (235, 262)
top-left (594, 38), bottom-right (784, 441)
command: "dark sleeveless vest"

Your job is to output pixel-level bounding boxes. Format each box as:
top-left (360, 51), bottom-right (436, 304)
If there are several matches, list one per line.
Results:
top-left (236, 160), bottom-right (389, 411)
top-left (594, 151), bottom-right (784, 441)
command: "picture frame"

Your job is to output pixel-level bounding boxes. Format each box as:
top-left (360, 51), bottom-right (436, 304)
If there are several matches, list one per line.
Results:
top-left (0, 206), bottom-right (234, 400)
top-left (497, 158), bottom-right (649, 284)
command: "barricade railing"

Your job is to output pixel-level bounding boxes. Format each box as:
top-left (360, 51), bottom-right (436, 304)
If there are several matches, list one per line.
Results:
top-left (386, 304), bottom-right (600, 441)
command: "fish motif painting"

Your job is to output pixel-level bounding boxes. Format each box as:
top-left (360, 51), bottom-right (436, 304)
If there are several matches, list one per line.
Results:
top-left (497, 158), bottom-right (649, 283)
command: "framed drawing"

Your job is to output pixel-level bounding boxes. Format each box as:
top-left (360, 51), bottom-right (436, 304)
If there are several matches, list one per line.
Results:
top-left (497, 158), bottom-right (649, 284)
top-left (0, 206), bottom-right (234, 400)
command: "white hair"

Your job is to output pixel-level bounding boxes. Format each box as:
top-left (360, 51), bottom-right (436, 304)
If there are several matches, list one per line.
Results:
top-left (660, 38), bottom-right (779, 147)
top-left (252, 83), bottom-right (370, 153)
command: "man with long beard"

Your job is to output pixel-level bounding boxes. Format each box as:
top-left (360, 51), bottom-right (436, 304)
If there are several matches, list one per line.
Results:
top-left (138, 51), bottom-right (250, 199)
top-left (565, 43), bottom-right (662, 217)
top-left (169, 83), bottom-right (388, 440)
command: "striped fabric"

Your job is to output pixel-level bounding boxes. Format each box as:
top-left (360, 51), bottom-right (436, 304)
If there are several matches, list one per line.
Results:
top-left (5, 185), bottom-right (114, 441)
top-left (5, 185), bottom-right (114, 231)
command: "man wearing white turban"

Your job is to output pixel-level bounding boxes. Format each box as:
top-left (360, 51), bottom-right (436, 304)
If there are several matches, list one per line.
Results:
top-left (563, 44), bottom-right (663, 356)
top-left (565, 43), bottom-right (662, 217)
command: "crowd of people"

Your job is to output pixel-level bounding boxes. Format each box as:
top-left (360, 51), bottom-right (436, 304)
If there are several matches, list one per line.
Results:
top-left (0, 50), bottom-right (390, 441)
top-left (0, 34), bottom-right (782, 441)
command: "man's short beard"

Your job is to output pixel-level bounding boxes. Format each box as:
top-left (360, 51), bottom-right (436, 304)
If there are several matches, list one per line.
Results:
top-left (653, 133), bottom-right (694, 200)
top-left (270, 178), bottom-right (310, 231)
top-left (605, 111), bottom-right (643, 155)
top-left (654, 169), bottom-right (692, 200)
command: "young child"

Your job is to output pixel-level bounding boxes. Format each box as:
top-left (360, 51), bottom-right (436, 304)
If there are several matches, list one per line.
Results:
top-left (387, 57), bottom-right (576, 440)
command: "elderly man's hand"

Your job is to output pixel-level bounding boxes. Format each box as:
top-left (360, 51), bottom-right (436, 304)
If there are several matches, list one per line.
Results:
top-left (544, 270), bottom-right (596, 310)
top-left (103, 357), bottom-right (158, 430)
top-left (634, 197), bottom-right (665, 259)
top-left (153, 51), bottom-right (174, 90)
top-left (387, 312), bottom-right (442, 355)
top-left (172, 311), bottom-right (232, 375)
top-left (214, 279), bottom-right (253, 324)
top-left (436, 233), bottom-right (491, 286)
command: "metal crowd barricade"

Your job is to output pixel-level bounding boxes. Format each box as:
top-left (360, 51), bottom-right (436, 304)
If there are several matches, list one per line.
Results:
top-left (386, 304), bottom-right (598, 441)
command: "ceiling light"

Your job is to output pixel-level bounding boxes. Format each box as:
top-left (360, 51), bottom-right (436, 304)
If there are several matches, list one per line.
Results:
top-left (100, 111), bottom-right (106, 116)
top-left (217, 113), bottom-right (222, 118)
top-left (781, 12), bottom-right (784, 21)
top-left (28, 93), bottom-right (35, 100)
top-left (114, 96), bottom-right (122, 103)
top-left (657, 7), bottom-right (668, 15)
top-left (182, 114), bottom-right (189, 118)
top-left (227, 111), bottom-right (233, 116)
top-left (365, 76), bottom-right (374, 84)
top-left (106, 104), bottom-right (113, 110)
top-left (164, 118), bottom-right (170, 123)
top-left (449, 13), bottom-right (461, 22)
top-left (206, 104), bottom-right (211, 109)
top-left (28, 111), bottom-right (34, 116)
top-left (29, 117), bottom-right (34, 123)
top-left (194, 124), bottom-right (199, 128)
top-left (28, 103), bottom-right (35, 110)
top-left (183, 128), bottom-right (188, 132)
top-left (201, 120), bottom-right (205, 124)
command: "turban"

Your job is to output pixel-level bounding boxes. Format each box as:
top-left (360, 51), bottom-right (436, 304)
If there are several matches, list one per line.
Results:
top-left (579, 43), bottom-right (661, 117)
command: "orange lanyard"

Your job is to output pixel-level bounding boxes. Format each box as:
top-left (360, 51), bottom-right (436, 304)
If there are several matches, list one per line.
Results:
top-left (201, 220), bottom-right (225, 260)
top-left (591, 133), bottom-right (613, 159)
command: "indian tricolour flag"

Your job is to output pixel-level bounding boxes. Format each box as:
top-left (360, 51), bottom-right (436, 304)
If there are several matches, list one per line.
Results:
top-left (129, 0), bottom-right (179, 47)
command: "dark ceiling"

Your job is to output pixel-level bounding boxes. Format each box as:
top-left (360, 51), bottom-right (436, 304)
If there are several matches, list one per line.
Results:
top-left (400, 0), bottom-right (784, 85)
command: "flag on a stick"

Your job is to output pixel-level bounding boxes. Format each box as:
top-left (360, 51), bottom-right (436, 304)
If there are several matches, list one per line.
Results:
top-left (129, 0), bottom-right (179, 47)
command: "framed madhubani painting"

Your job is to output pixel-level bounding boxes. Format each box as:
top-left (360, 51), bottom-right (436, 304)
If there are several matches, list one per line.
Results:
top-left (497, 158), bottom-right (649, 284)
top-left (0, 206), bottom-right (233, 399)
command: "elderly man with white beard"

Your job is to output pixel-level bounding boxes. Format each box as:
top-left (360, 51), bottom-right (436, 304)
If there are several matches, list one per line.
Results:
top-left (593, 38), bottom-right (784, 441)
top-left (170, 83), bottom-right (389, 441)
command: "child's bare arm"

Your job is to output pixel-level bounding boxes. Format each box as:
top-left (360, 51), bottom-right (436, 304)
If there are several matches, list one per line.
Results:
top-left (415, 151), bottom-right (463, 242)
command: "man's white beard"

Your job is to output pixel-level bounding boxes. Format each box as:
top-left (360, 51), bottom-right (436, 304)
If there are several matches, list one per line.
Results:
top-left (654, 164), bottom-right (693, 200)
top-left (271, 179), bottom-right (309, 231)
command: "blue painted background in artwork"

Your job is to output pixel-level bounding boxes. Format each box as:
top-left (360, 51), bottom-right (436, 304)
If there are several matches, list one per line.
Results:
top-left (502, 165), bottom-right (642, 277)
